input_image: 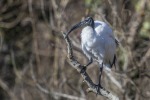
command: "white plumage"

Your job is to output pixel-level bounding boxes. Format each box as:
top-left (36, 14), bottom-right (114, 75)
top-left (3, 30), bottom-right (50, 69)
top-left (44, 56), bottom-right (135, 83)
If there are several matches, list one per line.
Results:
top-left (81, 20), bottom-right (117, 70)
top-left (66, 17), bottom-right (118, 94)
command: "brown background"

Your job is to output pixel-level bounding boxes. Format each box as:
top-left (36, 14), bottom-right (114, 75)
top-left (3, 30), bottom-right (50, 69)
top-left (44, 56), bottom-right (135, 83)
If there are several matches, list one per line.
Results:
top-left (0, 0), bottom-right (150, 100)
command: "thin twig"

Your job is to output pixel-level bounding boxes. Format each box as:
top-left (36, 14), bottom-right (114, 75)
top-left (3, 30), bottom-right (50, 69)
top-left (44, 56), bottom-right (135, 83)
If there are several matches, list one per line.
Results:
top-left (104, 70), bottom-right (124, 93)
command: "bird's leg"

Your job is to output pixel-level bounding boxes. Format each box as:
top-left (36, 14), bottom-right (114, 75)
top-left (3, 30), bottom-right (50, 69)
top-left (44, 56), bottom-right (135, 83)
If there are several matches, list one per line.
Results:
top-left (80, 58), bottom-right (93, 73)
top-left (85, 57), bottom-right (93, 67)
top-left (113, 55), bottom-right (117, 70)
top-left (96, 63), bottom-right (103, 95)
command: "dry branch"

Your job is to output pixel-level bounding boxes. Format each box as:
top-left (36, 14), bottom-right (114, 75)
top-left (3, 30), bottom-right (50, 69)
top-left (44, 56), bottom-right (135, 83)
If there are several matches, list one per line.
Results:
top-left (62, 32), bottom-right (119, 100)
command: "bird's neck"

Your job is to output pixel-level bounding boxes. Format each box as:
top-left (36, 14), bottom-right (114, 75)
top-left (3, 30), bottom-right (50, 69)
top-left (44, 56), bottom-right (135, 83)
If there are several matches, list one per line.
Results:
top-left (81, 26), bottom-right (95, 42)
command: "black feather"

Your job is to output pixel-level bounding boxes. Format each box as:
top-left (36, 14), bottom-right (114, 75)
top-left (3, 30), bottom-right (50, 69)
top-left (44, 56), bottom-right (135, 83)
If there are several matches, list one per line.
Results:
top-left (109, 55), bottom-right (117, 69)
top-left (115, 39), bottom-right (119, 46)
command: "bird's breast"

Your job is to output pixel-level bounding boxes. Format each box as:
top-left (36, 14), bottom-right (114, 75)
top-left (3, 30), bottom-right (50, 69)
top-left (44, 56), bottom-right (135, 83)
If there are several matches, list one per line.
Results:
top-left (81, 26), bottom-right (96, 47)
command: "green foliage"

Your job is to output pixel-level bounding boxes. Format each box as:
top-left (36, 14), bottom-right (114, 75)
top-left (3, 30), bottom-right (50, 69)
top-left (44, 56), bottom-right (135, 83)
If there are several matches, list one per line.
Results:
top-left (140, 21), bottom-right (150, 38)
top-left (84, 0), bottom-right (102, 10)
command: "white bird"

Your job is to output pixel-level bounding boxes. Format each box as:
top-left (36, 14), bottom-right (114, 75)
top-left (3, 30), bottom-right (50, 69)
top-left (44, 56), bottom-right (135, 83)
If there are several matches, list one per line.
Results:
top-left (65, 17), bottom-right (118, 94)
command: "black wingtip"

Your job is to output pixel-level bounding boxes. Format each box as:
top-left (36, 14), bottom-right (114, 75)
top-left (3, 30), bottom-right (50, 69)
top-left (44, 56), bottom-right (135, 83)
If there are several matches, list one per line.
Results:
top-left (109, 55), bottom-right (117, 69)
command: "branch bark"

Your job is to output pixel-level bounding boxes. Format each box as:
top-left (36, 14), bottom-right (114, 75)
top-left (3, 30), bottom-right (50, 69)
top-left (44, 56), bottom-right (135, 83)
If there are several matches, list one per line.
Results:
top-left (62, 32), bottom-right (119, 100)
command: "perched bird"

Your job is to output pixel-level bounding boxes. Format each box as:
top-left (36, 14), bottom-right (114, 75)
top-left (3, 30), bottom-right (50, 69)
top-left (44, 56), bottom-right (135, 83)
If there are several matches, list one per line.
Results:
top-left (65, 17), bottom-right (118, 94)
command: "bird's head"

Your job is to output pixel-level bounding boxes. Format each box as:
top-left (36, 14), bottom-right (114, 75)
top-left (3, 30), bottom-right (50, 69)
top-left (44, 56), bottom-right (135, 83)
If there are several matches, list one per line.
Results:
top-left (65, 17), bottom-right (94, 38)
top-left (84, 17), bottom-right (94, 28)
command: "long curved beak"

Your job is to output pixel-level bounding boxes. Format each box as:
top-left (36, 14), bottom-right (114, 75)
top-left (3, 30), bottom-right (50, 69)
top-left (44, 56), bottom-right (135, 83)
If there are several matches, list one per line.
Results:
top-left (65, 20), bottom-right (86, 38)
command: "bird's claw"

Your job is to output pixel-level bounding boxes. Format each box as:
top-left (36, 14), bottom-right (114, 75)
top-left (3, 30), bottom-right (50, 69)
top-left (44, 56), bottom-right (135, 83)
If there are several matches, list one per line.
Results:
top-left (80, 66), bottom-right (87, 73)
top-left (96, 83), bottom-right (102, 96)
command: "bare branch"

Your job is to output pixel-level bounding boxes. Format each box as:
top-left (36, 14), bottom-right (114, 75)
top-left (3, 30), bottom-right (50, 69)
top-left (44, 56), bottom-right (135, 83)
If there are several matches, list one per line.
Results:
top-left (30, 55), bottom-right (85, 100)
top-left (0, 79), bottom-right (18, 100)
top-left (62, 32), bottom-right (119, 100)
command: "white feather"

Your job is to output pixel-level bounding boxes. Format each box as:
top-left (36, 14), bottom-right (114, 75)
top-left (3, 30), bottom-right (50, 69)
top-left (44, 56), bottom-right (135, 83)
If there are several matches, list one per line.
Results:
top-left (81, 21), bottom-right (116, 70)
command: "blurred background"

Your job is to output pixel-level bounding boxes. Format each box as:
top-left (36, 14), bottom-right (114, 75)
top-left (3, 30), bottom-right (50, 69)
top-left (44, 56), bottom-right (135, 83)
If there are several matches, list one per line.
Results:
top-left (0, 0), bottom-right (150, 100)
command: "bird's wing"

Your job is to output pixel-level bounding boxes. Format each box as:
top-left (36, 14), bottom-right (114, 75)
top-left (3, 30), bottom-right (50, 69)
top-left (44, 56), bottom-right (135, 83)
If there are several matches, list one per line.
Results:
top-left (94, 21), bottom-right (118, 69)
top-left (94, 21), bottom-right (113, 36)
top-left (104, 36), bottom-right (117, 68)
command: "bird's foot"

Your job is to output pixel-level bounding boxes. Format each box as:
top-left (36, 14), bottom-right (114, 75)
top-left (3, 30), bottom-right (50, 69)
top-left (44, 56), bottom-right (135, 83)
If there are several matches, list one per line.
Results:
top-left (80, 66), bottom-right (87, 73)
top-left (95, 83), bottom-right (102, 96)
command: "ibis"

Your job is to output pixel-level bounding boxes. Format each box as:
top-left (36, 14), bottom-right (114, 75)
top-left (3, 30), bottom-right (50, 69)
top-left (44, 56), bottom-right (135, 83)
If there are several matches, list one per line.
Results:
top-left (65, 17), bottom-right (118, 94)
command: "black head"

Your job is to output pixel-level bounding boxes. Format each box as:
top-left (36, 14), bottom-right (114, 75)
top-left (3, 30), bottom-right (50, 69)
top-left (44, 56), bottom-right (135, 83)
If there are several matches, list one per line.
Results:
top-left (65, 17), bottom-right (94, 38)
top-left (84, 17), bottom-right (94, 28)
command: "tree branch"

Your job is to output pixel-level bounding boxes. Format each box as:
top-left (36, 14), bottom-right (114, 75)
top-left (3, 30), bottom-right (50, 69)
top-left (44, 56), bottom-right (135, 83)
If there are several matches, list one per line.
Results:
top-left (62, 32), bottom-right (119, 100)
